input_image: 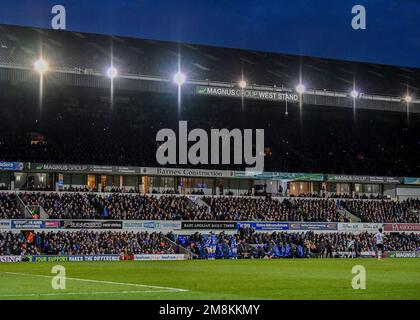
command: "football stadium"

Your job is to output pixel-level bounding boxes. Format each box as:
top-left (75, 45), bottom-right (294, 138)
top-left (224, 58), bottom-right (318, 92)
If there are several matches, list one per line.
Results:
top-left (0, 24), bottom-right (419, 301)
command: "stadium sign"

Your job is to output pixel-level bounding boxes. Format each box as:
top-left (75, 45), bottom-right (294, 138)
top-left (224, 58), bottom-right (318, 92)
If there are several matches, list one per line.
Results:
top-left (181, 221), bottom-right (237, 230)
top-left (134, 254), bottom-right (186, 261)
top-left (44, 220), bottom-right (62, 229)
top-left (404, 177), bottom-right (420, 185)
top-left (338, 223), bottom-right (383, 232)
top-left (9, 219), bottom-right (61, 230)
top-left (28, 163), bottom-right (90, 172)
top-left (122, 220), bottom-right (182, 231)
top-left (384, 223), bottom-right (420, 232)
top-left (26, 163), bottom-right (141, 175)
top-left (11, 220), bottom-right (45, 229)
top-left (63, 220), bottom-right (123, 229)
top-left (388, 251), bottom-right (420, 258)
top-left (0, 256), bottom-right (22, 263)
top-left (236, 222), bottom-right (289, 231)
top-left (26, 162), bottom-right (235, 177)
top-left (0, 161), bottom-right (23, 171)
top-left (289, 222), bottom-right (337, 231)
top-left (30, 255), bottom-right (121, 262)
top-left (195, 85), bottom-right (299, 103)
top-left (359, 251), bottom-right (376, 258)
top-left (0, 220), bottom-right (11, 229)
top-left (335, 251), bottom-right (376, 258)
top-left (234, 171), bottom-right (324, 181)
top-left (144, 167), bottom-right (234, 178)
top-left (326, 175), bottom-right (401, 184)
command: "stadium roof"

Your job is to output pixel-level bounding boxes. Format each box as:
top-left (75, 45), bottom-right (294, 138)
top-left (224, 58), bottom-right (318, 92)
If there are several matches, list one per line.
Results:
top-left (0, 24), bottom-right (419, 99)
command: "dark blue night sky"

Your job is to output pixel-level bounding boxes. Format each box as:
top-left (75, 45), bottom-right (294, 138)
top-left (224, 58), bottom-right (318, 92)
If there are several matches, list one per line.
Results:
top-left (0, 0), bottom-right (419, 68)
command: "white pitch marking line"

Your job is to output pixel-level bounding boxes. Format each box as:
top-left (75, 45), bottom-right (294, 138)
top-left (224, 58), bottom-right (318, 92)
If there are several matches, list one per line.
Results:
top-left (0, 290), bottom-right (177, 297)
top-left (2, 272), bottom-right (188, 292)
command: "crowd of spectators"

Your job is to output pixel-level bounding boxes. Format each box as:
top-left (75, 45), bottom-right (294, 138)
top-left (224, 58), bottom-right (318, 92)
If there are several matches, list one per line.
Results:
top-left (338, 198), bottom-right (420, 223)
top-left (2, 227), bottom-right (420, 258)
top-left (175, 228), bottom-right (420, 259)
top-left (237, 228), bottom-right (420, 258)
top-left (18, 192), bottom-right (209, 220)
top-left (175, 231), bottom-right (247, 259)
top-left (155, 195), bottom-right (210, 220)
top-left (0, 230), bottom-right (174, 256)
top-left (20, 192), bottom-right (98, 219)
top-left (0, 193), bottom-right (23, 219)
top-left (92, 194), bottom-right (165, 220)
top-left (203, 196), bottom-right (349, 222)
top-left (0, 192), bottom-right (418, 223)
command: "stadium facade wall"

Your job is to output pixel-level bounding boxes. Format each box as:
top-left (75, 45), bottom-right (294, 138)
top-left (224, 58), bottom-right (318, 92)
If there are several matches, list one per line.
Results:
top-left (1, 66), bottom-right (419, 114)
top-left (2, 161), bottom-right (420, 200)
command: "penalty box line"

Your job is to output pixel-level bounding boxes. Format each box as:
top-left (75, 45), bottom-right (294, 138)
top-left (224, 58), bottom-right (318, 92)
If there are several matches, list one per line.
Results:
top-left (2, 271), bottom-right (188, 293)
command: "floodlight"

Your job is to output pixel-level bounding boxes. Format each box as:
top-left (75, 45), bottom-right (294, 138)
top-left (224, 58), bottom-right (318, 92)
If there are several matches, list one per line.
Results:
top-left (404, 95), bottom-right (412, 103)
top-left (107, 66), bottom-right (118, 79)
top-left (34, 59), bottom-right (49, 74)
top-left (239, 80), bottom-right (247, 89)
top-left (173, 71), bottom-right (186, 86)
top-left (350, 89), bottom-right (359, 98)
top-left (295, 83), bottom-right (305, 94)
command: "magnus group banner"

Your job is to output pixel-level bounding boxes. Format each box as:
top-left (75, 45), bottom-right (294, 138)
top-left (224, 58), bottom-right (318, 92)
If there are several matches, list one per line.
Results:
top-left (26, 163), bottom-right (141, 175)
top-left (388, 251), bottom-right (420, 258)
top-left (195, 86), bottom-right (299, 103)
top-left (326, 175), bottom-right (401, 184)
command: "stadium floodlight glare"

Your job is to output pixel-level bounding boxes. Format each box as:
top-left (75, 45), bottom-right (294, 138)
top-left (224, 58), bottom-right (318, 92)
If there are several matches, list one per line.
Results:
top-left (404, 95), bottom-right (412, 103)
top-left (295, 83), bottom-right (305, 94)
top-left (350, 89), bottom-right (359, 98)
top-left (173, 71), bottom-right (186, 86)
top-left (34, 58), bottom-right (49, 74)
top-left (239, 80), bottom-right (247, 89)
top-left (107, 66), bottom-right (118, 79)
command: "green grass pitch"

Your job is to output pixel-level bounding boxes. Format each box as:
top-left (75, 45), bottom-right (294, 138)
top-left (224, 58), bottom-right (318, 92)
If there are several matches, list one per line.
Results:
top-left (0, 259), bottom-right (419, 300)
